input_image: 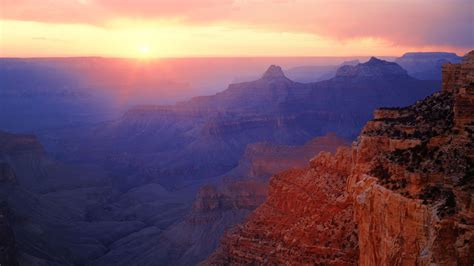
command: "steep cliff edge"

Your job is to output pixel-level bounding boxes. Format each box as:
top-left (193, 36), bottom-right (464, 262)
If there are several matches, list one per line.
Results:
top-left (350, 51), bottom-right (473, 265)
top-left (205, 51), bottom-right (473, 265)
top-left (205, 147), bottom-right (357, 265)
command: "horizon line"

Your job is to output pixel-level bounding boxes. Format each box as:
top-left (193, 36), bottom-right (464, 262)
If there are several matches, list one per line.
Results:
top-left (0, 51), bottom-right (464, 60)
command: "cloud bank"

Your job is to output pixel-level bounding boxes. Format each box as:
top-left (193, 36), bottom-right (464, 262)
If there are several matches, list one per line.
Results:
top-left (1, 0), bottom-right (473, 55)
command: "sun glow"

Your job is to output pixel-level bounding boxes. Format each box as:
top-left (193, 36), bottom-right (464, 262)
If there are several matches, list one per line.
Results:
top-left (138, 44), bottom-right (151, 58)
top-left (0, 17), bottom-right (470, 58)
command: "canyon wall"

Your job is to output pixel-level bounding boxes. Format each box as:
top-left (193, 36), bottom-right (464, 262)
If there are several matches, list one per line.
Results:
top-left (205, 148), bottom-right (358, 265)
top-left (205, 51), bottom-right (474, 265)
top-left (351, 51), bottom-right (473, 265)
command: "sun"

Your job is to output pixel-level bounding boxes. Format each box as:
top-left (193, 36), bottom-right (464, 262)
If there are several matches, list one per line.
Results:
top-left (137, 44), bottom-right (151, 58)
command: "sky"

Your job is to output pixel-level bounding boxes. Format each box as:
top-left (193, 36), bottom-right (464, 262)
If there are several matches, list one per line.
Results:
top-left (0, 0), bottom-right (473, 58)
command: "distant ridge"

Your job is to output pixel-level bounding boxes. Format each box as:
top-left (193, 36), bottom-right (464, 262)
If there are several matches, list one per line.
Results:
top-left (395, 52), bottom-right (462, 80)
top-left (335, 57), bottom-right (408, 79)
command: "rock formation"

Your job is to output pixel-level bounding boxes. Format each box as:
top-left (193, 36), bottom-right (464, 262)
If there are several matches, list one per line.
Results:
top-left (395, 52), bottom-right (462, 80)
top-left (65, 58), bottom-right (438, 191)
top-left (261, 65), bottom-right (287, 80)
top-left (205, 148), bottom-right (358, 265)
top-left (205, 51), bottom-right (474, 265)
top-left (335, 57), bottom-right (408, 79)
top-left (90, 134), bottom-right (348, 266)
top-left (350, 50), bottom-right (473, 265)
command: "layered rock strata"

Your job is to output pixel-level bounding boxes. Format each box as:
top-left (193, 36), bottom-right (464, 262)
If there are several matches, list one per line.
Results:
top-left (205, 148), bottom-right (358, 265)
top-left (205, 51), bottom-right (474, 265)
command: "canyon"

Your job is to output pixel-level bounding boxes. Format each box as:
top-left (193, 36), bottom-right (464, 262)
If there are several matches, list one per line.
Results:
top-left (205, 52), bottom-right (474, 265)
top-left (0, 53), bottom-right (467, 265)
top-left (0, 129), bottom-right (348, 265)
top-left (59, 58), bottom-right (438, 191)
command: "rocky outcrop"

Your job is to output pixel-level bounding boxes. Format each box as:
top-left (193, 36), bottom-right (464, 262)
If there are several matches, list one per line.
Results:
top-left (350, 51), bottom-right (474, 265)
top-left (261, 65), bottom-right (287, 80)
top-left (442, 51), bottom-right (474, 93)
top-left (205, 148), bottom-right (357, 265)
top-left (225, 132), bottom-right (349, 180)
top-left (206, 51), bottom-right (474, 265)
top-left (192, 182), bottom-right (267, 213)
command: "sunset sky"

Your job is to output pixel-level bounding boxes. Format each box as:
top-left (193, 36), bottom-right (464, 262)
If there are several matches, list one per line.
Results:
top-left (0, 0), bottom-right (473, 58)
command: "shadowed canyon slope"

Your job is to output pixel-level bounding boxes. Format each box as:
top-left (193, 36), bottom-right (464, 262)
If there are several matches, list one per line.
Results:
top-left (121, 134), bottom-right (349, 266)
top-left (0, 131), bottom-right (192, 265)
top-left (205, 52), bottom-right (474, 265)
top-left (0, 57), bottom-right (368, 133)
top-left (0, 130), bottom-right (348, 265)
top-left (61, 58), bottom-right (439, 189)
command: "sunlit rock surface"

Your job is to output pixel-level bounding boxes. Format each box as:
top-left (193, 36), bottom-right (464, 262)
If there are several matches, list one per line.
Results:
top-left (205, 51), bottom-right (474, 265)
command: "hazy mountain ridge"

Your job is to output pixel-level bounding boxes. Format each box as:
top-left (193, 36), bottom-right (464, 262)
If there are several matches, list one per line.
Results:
top-left (205, 51), bottom-right (474, 265)
top-left (395, 52), bottom-right (462, 80)
top-left (61, 58), bottom-right (438, 190)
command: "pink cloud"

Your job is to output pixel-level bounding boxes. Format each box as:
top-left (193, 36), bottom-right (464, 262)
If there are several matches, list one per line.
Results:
top-left (1, 0), bottom-right (472, 49)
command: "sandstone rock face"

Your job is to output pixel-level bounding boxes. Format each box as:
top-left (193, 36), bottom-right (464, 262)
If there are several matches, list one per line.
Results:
top-left (226, 132), bottom-right (349, 181)
top-left (204, 148), bottom-right (358, 265)
top-left (350, 51), bottom-right (474, 265)
top-left (206, 51), bottom-right (474, 265)
top-left (442, 51), bottom-right (474, 94)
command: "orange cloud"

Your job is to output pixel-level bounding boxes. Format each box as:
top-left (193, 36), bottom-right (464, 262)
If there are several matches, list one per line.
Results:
top-left (1, 0), bottom-right (472, 57)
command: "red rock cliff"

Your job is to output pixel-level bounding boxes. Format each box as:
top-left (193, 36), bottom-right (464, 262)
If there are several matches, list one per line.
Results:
top-left (204, 51), bottom-right (474, 265)
top-left (204, 147), bottom-right (358, 265)
top-left (350, 51), bottom-right (473, 265)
